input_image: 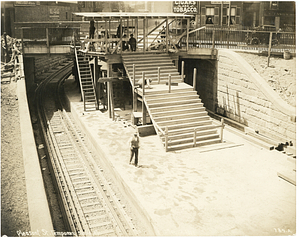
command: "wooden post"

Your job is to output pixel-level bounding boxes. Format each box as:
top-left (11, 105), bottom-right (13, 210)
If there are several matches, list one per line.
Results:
top-left (165, 127), bottom-right (168, 152)
top-left (166, 17), bottom-right (169, 52)
top-left (181, 61), bottom-right (184, 82)
top-left (135, 18), bottom-right (138, 45)
top-left (46, 28), bottom-right (50, 55)
top-left (83, 93), bottom-right (86, 112)
top-left (110, 81), bottom-right (115, 120)
top-left (3, 32), bottom-right (8, 63)
top-left (120, 18), bottom-right (123, 54)
top-left (107, 81), bottom-right (111, 118)
top-left (212, 30), bottom-right (215, 49)
top-left (187, 18), bottom-right (190, 51)
top-left (168, 74), bottom-right (171, 93)
top-left (142, 72), bottom-right (146, 125)
top-left (158, 67), bottom-right (160, 84)
top-left (143, 18), bottom-right (146, 53)
top-left (267, 32), bottom-right (273, 67)
top-left (21, 28), bottom-right (24, 54)
top-left (133, 64), bottom-right (137, 112)
top-left (193, 128), bottom-right (197, 147)
top-left (105, 20), bottom-right (108, 54)
top-left (193, 68), bottom-right (197, 91)
top-left (220, 118), bottom-right (224, 142)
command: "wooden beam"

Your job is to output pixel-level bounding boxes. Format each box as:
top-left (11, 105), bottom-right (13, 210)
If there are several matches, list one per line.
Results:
top-left (143, 18), bottom-right (146, 53)
top-left (166, 17), bottom-right (169, 52)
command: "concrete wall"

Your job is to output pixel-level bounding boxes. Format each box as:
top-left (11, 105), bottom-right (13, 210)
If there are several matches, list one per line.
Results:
top-left (216, 49), bottom-right (296, 143)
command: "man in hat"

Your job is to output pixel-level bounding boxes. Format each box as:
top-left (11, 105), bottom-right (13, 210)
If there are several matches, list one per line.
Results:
top-left (129, 132), bottom-right (140, 167)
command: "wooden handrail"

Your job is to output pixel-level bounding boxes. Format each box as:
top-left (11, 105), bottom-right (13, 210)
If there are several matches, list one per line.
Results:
top-left (74, 48), bottom-right (85, 103)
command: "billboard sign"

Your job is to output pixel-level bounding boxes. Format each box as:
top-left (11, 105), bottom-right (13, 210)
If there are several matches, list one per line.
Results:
top-left (173, 1), bottom-right (198, 14)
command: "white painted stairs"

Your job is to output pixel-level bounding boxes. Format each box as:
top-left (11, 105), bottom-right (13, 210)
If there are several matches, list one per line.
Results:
top-left (122, 53), bottom-right (222, 151)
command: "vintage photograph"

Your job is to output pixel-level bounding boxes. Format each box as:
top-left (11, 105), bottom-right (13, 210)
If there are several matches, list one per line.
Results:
top-left (1, 1), bottom-right (296, 236)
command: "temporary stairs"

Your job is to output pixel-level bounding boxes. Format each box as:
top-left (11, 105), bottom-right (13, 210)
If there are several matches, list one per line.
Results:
top-left (75, 49), bottom-right (98, 111)
top-left (122, 53), bottom-right (222, 151)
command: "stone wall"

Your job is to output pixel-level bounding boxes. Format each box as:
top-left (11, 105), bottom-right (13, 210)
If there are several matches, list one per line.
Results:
top-left (216, 49), bottom-right (296, 143)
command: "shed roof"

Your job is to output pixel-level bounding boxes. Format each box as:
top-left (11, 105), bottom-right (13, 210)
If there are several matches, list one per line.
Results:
top-left (73, 12), bottom-right (194, 20)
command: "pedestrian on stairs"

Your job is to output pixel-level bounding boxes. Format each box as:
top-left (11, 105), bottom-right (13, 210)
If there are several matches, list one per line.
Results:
top-left (129, 132), bottom-right (140, 167)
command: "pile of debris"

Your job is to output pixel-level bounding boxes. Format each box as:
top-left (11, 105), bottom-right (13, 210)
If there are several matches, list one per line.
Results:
top-left (1, 34), bottom-right (22, 84)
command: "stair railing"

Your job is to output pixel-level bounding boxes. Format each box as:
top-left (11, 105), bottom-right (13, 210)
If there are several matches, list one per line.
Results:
top-left (168, 74), bottom-right (171, 93)
top-left (87, 57), bottom-right (98, 109)
top-left (74, 48), bottom-right (85, 104)
top-left (83, 93), bottom-right (86, 112)
top-left (213, 118), bottom-right (225, 143)
top-left (165, 127), bottom-right (169, 152)
top-left (181, 61), bottom-right (185, 82)
top-left (158, 67), bottom-right (160, 84)
top-left (193, 68), bottom-right (197, 91)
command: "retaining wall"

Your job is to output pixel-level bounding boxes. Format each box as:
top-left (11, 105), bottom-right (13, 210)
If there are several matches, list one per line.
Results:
top-left (216, 49), bottom-right (296, 144)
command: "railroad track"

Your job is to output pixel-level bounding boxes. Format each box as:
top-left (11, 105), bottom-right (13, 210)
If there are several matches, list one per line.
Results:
top-left (36, 60), bottom-right (138, 236)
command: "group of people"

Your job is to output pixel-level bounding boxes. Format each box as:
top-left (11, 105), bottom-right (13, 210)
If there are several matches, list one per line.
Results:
top-left (89, 21), bottom-right (137, 52)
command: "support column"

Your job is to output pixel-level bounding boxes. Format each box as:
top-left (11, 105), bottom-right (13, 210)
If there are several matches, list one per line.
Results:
top-left (105, 20), bottom-right (108, 53)
top-left (143, 18), bottom-right (146, 53)
top-left (110, 81), bottom-right (115, 120)
top-left (46, 28), bottom-right (50, 55)
top-left (142, 72), bottom-right (146, 125)
top-left (133, 64), bottom-right (137, 111)
top-left (186, 18), bottom-right (190, 52)
top-left (166, 17), bottom-right (169, 52)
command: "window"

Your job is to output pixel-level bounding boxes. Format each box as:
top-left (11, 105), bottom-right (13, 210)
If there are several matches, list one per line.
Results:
top-left (206, 7), bottom-right (215, 24)
top-left (201, 6), bottom-right (219, 25)
top-left (222, 7), bottom-right (240, 25)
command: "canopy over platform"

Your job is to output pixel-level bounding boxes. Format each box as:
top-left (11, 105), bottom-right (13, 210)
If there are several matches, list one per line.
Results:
top-left (73, 12), bottom-right (194, 20)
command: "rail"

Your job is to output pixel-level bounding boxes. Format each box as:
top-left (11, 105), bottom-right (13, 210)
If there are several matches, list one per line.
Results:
top-left (35, 61), bottom-right (139, 236)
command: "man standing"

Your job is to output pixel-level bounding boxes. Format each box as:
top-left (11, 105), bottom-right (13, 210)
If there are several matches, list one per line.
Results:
top-left (128, 34), bottom-right (136, 51)
top-left (129, 132), bottom-right (140, 167)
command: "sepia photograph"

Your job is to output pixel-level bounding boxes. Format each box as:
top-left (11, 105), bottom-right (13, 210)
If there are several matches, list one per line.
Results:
top-left (1, 1), bottom-right (296, 236)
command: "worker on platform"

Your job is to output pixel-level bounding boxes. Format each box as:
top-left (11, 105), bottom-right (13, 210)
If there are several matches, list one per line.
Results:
top-left (89, 20), bottom-right (95, 39)
top-left (128, 34), bottom-right (136, 52)
top-left (129, 132), bottom-right (140, 167)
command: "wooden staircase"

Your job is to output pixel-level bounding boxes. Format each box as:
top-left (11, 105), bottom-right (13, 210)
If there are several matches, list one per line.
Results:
top-left (122, 53), bottom-right (222, 151)
top-left (75, 49), bottom-right (98, 111)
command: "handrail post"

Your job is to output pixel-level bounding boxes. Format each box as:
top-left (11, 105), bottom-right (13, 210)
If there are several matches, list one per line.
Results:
top-left (220, 118), bottom-right (224, 142)
top-left (193, 68), bottom-right (197, 91)
top-left (142, 72), bottom-right (146, 125)
top-left (83, 93), bottom-right (86, 111)
top-left (158, 67), bottom-right (160, 84)
top-left (193, 128), bottom-right (197, 147)
top-left (133, 64), bottom-right (137, 112)
top-left (181, 61), bottom-right (184, 82)
top-left (165, 127), bottom-right (168, 152)
top-left (168, 74), bottom-right (171, 93)
top-left (133, 64), bottom-right (136, 87)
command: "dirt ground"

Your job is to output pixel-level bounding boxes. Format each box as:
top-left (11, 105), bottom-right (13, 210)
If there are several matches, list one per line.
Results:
top-left (1, 81), bottom-right (31, 236)
top-left (238, 52), bottom-right (296, 107)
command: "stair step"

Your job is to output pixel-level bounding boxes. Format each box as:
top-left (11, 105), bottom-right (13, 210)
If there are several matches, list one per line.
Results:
top-left (148, 101), bottom-right (203, 113)
top-left (147, 98), bottom-right (201, 108)
top-left (156, 115), bottom-right (211, 127)
top-left (145, 90), bottom-right (198, 99)
top-left (162, 128), bottom-right (218, 141)
top-left (161, 120), bottom-right (213, 131)
top-left (146, 94), bottom-right (199, 104)
top-left (165, 134), bottom-right (220, 146)
top-left (123, 59), bottom-right (172, 64)
top-left (152, 106), bottom-right (206, 118)
top-left (154, 111), bottom-right (208, 122)
top-left (167, 138), bottom-right (222, 151)
top-left (144, 87), bottom-right (193, 96)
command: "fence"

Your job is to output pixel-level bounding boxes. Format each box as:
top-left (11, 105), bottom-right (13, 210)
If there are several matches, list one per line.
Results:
top-left (180, 26), bottom-right (296, 53)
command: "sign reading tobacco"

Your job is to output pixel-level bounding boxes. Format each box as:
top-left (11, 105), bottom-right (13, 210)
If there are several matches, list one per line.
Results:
top-left (173, 1), bottom-right (198, 14)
